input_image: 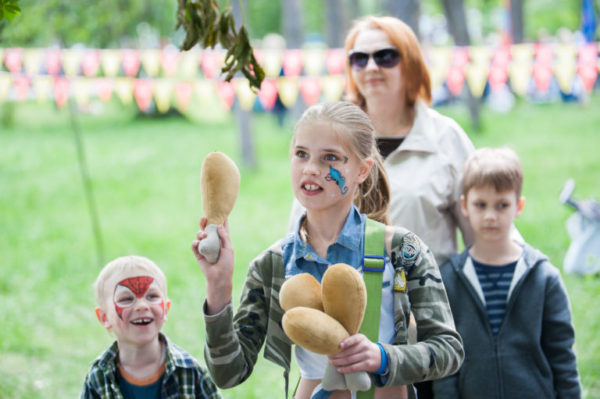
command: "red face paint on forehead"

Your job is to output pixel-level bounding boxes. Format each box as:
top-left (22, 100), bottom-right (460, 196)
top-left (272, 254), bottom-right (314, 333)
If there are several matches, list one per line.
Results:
top-left (117, 275), bottom-right (155, 298)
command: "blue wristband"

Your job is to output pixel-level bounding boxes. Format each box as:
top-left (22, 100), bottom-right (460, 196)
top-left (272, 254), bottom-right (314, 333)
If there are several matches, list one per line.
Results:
top-left (374, 343), bottom-right (388, 375)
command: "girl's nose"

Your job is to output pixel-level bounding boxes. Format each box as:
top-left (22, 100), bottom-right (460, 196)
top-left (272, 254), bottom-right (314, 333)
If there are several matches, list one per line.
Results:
top-left (303, 159), bottom-right (321, 176)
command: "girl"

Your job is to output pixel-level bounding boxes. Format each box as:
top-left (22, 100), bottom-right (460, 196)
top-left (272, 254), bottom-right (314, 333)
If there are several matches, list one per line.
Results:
top-left (192, 101), bottom-right (463, 399)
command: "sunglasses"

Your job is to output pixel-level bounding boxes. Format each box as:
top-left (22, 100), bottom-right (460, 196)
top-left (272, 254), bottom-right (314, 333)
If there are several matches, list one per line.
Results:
top-left (348, 48), bottom-right (401, 70)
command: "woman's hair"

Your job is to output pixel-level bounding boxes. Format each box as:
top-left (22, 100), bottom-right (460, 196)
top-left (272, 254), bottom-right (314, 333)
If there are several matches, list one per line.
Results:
top-left (94, 255), bottom-right (168, 308)
top-left (462, 147), bottom-right (523, 199)
top-left (293, 101), bottom-right (391, 224)
top-left (344, 15), bottom-right (432, 109)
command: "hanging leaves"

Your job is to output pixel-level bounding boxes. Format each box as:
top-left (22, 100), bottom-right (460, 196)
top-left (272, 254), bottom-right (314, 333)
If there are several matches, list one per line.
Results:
top-left (0, 0), bottom-right (21, 22)
top-left (177, 0), bottom-right (265, 91)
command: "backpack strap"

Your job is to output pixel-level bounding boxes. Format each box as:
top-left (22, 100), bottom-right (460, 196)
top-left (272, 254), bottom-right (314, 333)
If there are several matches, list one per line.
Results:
top-left (357, 218), bottom-right (386, 399)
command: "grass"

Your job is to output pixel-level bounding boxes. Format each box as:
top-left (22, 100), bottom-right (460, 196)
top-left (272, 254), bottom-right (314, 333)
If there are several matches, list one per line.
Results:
top-left (0, 93), bottom-right (599, 398)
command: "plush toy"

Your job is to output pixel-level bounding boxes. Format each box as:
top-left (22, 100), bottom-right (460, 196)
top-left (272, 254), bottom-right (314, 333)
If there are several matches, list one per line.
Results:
top-left (198, 151), bottom-right (240, 263)
top-left (280, 263), bottom-right (372, 392)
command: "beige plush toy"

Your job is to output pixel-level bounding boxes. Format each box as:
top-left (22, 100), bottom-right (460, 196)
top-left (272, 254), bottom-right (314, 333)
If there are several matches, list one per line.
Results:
top-left (198, 152), bottom-right (240, 263)
top-left (280, 263), bottom-right (372, 392)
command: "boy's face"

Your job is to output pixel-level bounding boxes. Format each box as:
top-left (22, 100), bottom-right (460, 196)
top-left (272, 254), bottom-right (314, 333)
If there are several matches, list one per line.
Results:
top-left (96, 270), bottom-right (170, 347)
top-left (461, 185), bottom-right (525, 243)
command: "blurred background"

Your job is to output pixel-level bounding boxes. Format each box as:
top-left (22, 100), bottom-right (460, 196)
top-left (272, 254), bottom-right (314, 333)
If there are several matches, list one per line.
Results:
top-left (1, 0), bottom-right (599, 398)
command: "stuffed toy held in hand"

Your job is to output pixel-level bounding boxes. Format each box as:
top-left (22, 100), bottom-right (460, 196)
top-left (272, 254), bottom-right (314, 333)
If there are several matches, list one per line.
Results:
top-left (198, 151), bottom-right (240, 263)
top-left (280, 263), bottom-right (372, 392)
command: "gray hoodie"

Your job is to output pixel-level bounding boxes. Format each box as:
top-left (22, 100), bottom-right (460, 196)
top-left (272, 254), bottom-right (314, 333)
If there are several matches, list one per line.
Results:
top-left (433, 243), bottom-right (581, 399)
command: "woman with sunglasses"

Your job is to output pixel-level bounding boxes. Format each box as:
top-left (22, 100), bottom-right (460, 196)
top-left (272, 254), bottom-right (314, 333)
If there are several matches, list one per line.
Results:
top-left (344, 15), bottom-right (475, 270)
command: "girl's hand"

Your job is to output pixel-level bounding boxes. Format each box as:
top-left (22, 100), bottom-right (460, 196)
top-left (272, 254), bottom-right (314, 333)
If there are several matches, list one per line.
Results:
top-left (191, 217), bottom-right (234, 315)
top-left (328, 334), bottom-right (382, 374)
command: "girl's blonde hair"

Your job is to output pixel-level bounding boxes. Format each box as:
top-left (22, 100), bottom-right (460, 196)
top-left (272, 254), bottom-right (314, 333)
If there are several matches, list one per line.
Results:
top-left (344, 16), bottom-right (432, 109)
top-left (293, 101), bottom-right (390, 224)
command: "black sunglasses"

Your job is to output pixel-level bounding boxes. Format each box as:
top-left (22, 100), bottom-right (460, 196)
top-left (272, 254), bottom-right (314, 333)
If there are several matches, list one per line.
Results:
top-left (348, 48), bottom-right (401, 70)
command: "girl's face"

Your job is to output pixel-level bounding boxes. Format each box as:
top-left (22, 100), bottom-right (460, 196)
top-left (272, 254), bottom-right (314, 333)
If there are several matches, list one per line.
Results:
top-left (291, 122), bottom-right (372, 213)
top-left (350, 29), bottom-right (405, 104)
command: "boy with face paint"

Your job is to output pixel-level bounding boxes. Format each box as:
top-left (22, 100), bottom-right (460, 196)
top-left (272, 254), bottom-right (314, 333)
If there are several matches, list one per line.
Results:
top-left (81, 255), bottom-right (221, 399)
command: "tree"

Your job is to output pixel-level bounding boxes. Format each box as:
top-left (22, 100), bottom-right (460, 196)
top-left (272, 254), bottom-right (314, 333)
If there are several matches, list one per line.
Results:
top-left (281, 0), bottom-right (303, 48)
top-left (510, 0), bottom-right (524, 43)
top-left (382, 0), bottom-right (420, 38)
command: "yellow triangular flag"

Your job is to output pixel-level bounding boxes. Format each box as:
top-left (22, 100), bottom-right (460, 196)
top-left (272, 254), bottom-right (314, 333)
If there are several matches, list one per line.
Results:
top-left (465, 63), bottom-right (489, 98)
top-left (24, 49), bottom-right (44, 76)
top-left (62, 49), bottom-right (82, 76)
top-left (32, 75), bottom-right (53, 103)
top-left (261, 49), bottom-right (283, 78)
top-left (154, 78), bottom-right (173, 113)
top-left (141, 49), bottom-right (160, 77)
top-left (195, 79), bottom-right (216, 105)
top-left (469, 46), bottom-right (492, 66)
top-left (511, 44), bottom-right (533, 65)
top-left (0, 73), bottom-right (12, 103)
top-left (277, 77), bottom-right (299, 108)
top-left (234, 78), bottom-right (257, 111)
top-left (179, 51), bottom-right (200, 79)
top-left (508, 63), bottom-right (532, 97)
top-left (72, 77), bottom-right (91, 107)
top-left (554, 59), bottom-right (576, 94)
top-left (321, 75), bottom-right (345, 101)
top-left (101, 50), bottom-right (121, 77)
top-left (303, 48), bottom-right (325, 77)
top-left (114, 78), bottom-right (133, 105)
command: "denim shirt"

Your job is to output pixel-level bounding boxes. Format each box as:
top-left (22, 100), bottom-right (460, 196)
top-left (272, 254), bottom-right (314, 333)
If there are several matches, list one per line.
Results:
top-left (281, 205), bottom-right (366, 281)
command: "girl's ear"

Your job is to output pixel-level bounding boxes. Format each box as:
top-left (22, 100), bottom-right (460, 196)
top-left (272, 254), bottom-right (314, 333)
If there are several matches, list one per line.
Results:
top-left (356, 157), bottom-right (374, 184)
top-left (95, 307), bottom-right (112, 330)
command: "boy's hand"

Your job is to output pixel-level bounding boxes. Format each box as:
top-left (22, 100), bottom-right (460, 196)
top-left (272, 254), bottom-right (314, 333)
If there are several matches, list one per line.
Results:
top-left (192, 217), bottom-right (234, 315)
top-left (328, 334), bottom-right (382, 374)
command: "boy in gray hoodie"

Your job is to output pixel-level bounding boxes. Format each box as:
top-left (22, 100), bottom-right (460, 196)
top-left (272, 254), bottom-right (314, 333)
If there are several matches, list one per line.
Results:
top-left (433, 147), bottom-right (581, 399)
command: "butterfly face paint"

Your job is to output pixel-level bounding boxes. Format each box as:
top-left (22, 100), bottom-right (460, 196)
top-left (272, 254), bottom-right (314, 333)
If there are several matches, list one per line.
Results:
top-left (325, 165), bottom-right (349, 195)
top-left (113, 276), bottom-right (164, 319)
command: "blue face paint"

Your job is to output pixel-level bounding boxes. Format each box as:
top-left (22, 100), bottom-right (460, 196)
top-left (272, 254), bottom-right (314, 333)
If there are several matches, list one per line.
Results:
top-left (326, 165), bottom-right (349, 194)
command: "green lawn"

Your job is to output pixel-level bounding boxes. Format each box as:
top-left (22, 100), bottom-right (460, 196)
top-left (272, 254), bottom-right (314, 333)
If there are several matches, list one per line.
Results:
top-left (0, 93), bottom-right (598, 398)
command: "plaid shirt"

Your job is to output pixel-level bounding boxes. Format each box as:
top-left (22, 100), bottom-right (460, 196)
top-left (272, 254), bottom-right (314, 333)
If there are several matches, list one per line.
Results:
top-left (81, 333), bottom-right (221, 399)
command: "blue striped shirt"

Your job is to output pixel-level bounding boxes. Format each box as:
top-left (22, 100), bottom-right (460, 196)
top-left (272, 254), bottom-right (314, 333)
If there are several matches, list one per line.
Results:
top-left (473, 259), bottom-right (517, 335)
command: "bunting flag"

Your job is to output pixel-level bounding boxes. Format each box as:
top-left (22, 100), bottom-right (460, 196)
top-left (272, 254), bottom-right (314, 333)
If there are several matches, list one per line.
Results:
top-left (179, 51), bottom-right (199, 78)
top-left (153, 78), bottom-right (173, 113)
top-left (133, 79), bottom-right (154, 112)
top-left (277, 76), bottom-right (300, 108)
top-left (321, 75), bottom-right (345, 102)
top-left (53, 77), bottom-right (70, 108)
top-left (234, 78), bottom-right (257, 111)
top-left (24, 49), bottom-right (43, 76)
top-left (0, 44), bottom-right (599, 111)
top-left (299, 76), bottom-right (321, 105)
top-left (257, 78), bottom-right (278, 110)
top-left (282, 49), bottom-right (303, 77)
top-left (95, 78), bottom-right (114, 102)
top-left (62, 49), bottom-right (82, 77)
top-left (216, 80), bottom-right (235, 110)
top-left (325, 48), bottom-right (346, 75)
top-left (33, 75), bottom-right (53, 103)
top-left (81, 50), bottom-right (100, 77)
top-left (101, 50), bottom-right (121, 77)
top-left (122, 49), bottom-right (141, 77)
top-left (4, 47), bottom-right (23, 73)
top-left (303, 48), bottom-right (325, 76)
top-left (0, 73), bottom-right (10, 102)
top-left (114, 78), bottom-right (134, 105)
top-left (174, 81), bottom-right (193, 110)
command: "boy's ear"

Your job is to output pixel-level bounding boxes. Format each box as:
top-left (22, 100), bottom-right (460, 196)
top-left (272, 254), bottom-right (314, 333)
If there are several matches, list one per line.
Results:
top-left (460, 194), bottom-right (469, 218)
top-left (95, 307), bottom-right (112, 330)
top-left (163, 299), bottom-right (172, 321)
top-left (515, 196), bottom-right (526, 217)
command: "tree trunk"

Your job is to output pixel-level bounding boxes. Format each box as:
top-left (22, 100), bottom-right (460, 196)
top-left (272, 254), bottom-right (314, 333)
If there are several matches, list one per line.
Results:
top-left (509, 0), bottom-right (524, 43)
top-left (441, 0), bottom-right (481, 131)
top-left (382, 0), bottom-right (420, 38)
top-left (232, 0), bottom-right (256, 168)
top-left (282, 0), bottom-right (303, 48)
top-left (326, 0), bottom-right (345, 48)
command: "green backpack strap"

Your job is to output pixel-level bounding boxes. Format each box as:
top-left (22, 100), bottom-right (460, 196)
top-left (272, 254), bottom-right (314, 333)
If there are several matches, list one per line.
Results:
top-left (357, 218), bottom-right (386, 399)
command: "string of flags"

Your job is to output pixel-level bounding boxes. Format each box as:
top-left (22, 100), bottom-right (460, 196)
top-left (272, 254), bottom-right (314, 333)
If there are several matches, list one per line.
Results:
top-left (0, 43), bottom-right (598, 113)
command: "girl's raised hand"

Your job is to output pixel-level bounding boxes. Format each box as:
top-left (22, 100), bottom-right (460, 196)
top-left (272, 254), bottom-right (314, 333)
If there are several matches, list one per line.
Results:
top-left (328, 333), bottom-right (382, 374)
top-left (192, 217), bottom-right (234, 315)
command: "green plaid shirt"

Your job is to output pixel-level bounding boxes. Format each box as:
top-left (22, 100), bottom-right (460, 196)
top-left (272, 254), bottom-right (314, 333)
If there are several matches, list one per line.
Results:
top-left (81, 333), bottom-right (221, 399)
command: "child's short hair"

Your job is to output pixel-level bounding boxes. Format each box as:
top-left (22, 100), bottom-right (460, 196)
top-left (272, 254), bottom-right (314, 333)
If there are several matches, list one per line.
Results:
top-left (94, 255), bottom-right (167, 308)
top-left (462, 147), bottom-right (523, 199)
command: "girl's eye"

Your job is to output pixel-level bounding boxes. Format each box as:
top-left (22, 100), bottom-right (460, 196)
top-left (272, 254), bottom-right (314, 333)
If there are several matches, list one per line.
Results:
top-left (323, 154), bottom-right (339, 162)
top-left (295, 150), bottom-right (308, 159)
